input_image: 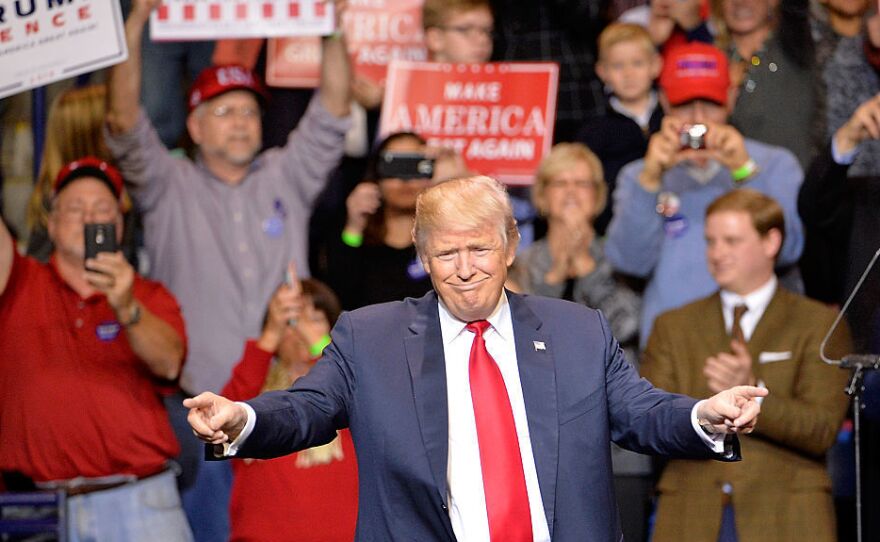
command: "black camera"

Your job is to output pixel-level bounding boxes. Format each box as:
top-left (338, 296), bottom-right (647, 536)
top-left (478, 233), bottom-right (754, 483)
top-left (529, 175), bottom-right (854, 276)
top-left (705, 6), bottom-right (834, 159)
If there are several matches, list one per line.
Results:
top-left (376, 152), bottom-right (435, 180)
top-left (679, 124), bottom-right (708, 150)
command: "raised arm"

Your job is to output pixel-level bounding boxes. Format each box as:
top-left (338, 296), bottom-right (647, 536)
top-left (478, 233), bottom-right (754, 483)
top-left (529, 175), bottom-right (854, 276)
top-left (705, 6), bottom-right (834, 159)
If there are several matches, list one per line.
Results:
top-left (319, 0), bottom-right (353, 118)
top-left (85, 252), bottom-right (184, 380)
top-left (0, 216), bottom-right (12, 296)
top-left (106, 0), bottom-right (157, 135)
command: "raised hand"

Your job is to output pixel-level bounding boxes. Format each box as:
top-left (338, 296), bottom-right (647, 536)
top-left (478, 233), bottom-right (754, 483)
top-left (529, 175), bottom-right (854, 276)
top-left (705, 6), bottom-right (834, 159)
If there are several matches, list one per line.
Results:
top-left (84, 251), bottom-right (136, 317)
top-left (344, 182), bottom-right (382, 235)
top-left (834, 93), bottom-right (880, 155)
top-left (640, 116), bottom-right (687, 192)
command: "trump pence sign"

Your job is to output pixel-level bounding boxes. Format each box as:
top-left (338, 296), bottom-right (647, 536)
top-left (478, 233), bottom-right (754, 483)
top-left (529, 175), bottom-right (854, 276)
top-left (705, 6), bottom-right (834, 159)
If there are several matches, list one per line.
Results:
top-left (380, 61), bottom-right (558, 184)
top-left (0, 0), bottom-right (127, 99)
top-left (150, 0), bottom-right (334, 40)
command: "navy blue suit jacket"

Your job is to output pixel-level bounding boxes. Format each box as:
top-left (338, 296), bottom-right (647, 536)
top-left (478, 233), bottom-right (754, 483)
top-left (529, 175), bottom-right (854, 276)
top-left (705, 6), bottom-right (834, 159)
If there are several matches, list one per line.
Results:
top-left (240, 291), bottom-right (731, 541)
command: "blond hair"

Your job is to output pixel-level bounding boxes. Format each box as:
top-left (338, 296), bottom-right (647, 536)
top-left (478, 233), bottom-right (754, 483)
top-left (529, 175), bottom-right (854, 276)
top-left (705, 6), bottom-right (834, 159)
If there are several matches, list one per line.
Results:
top-left (533, 143), bottom-right (607, 217)
top-left (413, 175), bottom-right (519, 257)
top-left (422, 0), bottom-right (491, 30)
top-left (27, 85), bottom-right (113, 229)
top-left (598, 23), bottom-right (656, 61)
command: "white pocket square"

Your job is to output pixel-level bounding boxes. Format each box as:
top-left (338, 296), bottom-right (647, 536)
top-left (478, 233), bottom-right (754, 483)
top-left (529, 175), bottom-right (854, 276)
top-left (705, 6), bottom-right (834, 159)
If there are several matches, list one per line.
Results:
top-left (759, 351), bottom-right (792, 363)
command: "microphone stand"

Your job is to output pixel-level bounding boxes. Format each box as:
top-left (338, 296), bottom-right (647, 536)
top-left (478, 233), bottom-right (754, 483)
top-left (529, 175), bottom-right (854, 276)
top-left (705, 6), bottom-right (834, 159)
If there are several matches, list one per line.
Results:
top-left (820, 247), bottom-right (880, 542)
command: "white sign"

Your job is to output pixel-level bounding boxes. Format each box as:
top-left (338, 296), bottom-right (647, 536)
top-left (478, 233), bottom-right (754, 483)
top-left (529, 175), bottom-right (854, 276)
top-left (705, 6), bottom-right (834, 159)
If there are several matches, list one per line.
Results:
top-left (150, 0), bottom-right (335, 41)
top-left (0, 0), bottom-right (127, 100)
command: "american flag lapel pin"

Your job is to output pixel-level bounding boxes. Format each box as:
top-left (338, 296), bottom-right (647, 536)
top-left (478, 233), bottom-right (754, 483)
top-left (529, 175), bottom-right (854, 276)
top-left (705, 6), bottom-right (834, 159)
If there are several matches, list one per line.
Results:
top-left (533, 341), bottom-right (546, 351)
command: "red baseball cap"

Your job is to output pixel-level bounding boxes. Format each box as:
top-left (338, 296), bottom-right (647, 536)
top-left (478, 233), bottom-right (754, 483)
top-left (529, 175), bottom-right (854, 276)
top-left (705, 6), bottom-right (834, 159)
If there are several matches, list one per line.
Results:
top-left (187, 64), bottom-right (269, 112)
top-left (53, 157), bottom-right (124, 200)
top-left (660, 43), bottom-right (730, 107)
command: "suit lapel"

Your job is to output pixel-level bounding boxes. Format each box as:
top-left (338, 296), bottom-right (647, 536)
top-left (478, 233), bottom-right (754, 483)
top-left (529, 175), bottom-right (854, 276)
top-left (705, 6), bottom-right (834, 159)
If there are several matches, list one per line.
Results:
top-left (703, 294), bottom-right (728, 349)
top-left (403, 292), bottom-right (451, 509)
top-left (508, 292), bottom-right (559, 537)
top-left (747, 287), bottom-right (787, 377)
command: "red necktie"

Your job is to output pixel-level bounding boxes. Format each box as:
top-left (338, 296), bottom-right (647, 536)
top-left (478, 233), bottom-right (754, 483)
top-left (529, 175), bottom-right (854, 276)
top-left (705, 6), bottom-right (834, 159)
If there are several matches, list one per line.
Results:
top-left (466, 320), bottom-right (533, 542)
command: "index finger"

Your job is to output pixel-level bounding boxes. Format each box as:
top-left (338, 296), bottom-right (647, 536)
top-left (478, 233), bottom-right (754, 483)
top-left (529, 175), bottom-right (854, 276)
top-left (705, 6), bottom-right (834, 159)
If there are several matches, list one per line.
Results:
top-left (285, 261), bottom-right (301, 295)
top-left (732, 385), bottom-right (769, 400)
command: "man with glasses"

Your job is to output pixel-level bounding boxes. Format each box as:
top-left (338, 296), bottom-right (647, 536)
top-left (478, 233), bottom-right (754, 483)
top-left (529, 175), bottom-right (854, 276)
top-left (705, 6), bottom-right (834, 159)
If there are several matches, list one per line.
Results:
top-left (0, 158), bottom-right (191, 541)
top-left (104, 1), bottom-right (352, 539)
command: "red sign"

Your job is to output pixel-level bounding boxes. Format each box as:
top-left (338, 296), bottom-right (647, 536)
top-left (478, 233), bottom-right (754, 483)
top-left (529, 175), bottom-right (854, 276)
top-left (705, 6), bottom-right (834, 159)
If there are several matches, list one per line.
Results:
top-left (266, 0), bottom-right (425, 88)
top-left (379, 61), bottom-right (559, 185)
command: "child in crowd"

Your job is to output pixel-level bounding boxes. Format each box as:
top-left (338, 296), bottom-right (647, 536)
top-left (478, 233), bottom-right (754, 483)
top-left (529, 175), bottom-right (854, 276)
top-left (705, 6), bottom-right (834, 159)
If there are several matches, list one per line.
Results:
top-left (578, 23), bottom-right (663, 235)
top-left (423, 0), bottom-right (494, 63)
top-left (222, 270), bottom-right (358, 542)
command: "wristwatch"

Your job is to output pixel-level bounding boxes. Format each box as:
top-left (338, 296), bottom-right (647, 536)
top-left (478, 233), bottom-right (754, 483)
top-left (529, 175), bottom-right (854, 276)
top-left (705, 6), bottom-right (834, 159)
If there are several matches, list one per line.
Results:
top-left (121, 302), bottom-right (142, 327)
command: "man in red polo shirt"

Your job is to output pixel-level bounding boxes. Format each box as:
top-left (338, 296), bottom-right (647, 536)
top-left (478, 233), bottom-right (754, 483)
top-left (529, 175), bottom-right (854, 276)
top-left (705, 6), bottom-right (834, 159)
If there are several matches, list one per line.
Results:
top-left (0, 158), bottom-right (192, 541)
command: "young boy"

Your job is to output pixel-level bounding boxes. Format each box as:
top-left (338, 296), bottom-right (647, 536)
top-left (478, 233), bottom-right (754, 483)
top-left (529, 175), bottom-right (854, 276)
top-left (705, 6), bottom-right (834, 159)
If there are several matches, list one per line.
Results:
top-left (578, 23), bottom-right (663, 235)
top-left (423, 0), bottom-right (494, 63)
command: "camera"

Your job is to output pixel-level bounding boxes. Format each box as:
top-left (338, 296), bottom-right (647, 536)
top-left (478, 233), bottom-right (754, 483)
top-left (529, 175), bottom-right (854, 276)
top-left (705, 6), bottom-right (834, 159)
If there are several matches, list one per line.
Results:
top-left (376, 152), bottom-right (435, 180)
top-left (679, 124), bottom-right (708, 150)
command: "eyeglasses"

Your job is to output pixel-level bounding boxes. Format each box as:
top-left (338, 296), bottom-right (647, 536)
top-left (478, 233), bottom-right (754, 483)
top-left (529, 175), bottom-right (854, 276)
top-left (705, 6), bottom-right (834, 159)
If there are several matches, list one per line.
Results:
top-left (546, 179), bottom-right (597, 190)
top-left (208, 104), bottom-right (260, 120)
top-left (439, 24), bottom-right (494, 39)
top-left (54, 202), bottom-right (119, 223)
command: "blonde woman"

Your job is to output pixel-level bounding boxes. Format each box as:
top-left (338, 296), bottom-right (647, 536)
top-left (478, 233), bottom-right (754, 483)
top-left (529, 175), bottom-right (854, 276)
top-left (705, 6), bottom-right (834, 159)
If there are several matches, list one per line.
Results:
top-left (511, 143), bottom-right (640, 348)
top-left (26, 85), bottom-right (118, 260)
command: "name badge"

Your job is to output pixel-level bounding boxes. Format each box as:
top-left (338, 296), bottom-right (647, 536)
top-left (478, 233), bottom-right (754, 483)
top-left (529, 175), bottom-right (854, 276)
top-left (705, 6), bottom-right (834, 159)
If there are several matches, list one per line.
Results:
top-left (406, 256), bottom-right (428, 280)
top-left (96, 321), bottom-right (121, 342)
top-left (663, 214), bottom-right (689, 238)
top-left (263, 198), bottom-right (287, 239)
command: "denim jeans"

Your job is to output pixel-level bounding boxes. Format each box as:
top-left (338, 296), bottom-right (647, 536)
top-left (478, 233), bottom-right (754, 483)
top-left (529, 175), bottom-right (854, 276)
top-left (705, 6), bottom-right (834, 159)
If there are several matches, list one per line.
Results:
top-left (66, 470), bottom-right (193, 542)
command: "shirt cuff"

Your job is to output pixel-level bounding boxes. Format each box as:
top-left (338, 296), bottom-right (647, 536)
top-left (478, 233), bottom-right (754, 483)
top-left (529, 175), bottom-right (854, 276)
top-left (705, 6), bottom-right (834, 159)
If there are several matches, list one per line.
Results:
top-left (831, 137), bottom-right (858, 165)
top-left (691, 400), bottom-right (726, 454)
top-left (222, 402), bottom-right (257, 457)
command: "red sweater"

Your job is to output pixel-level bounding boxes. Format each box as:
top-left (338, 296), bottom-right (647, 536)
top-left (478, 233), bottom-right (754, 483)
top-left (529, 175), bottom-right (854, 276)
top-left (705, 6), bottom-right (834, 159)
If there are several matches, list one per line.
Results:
top-left (223, 341), bottom-right (358, 542)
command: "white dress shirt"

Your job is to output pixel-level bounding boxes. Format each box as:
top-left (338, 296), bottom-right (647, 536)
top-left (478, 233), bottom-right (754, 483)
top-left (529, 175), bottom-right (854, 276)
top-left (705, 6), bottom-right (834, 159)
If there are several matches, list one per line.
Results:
top-left (439, 293), bottom-right (551, 542)
top-left (719, 275), bottom-right (777, 342)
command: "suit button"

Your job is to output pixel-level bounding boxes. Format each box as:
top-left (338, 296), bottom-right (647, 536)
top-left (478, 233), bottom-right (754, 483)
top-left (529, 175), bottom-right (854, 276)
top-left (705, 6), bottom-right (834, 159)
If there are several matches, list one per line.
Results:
top-left (441, 503), bottom-right (448, 511)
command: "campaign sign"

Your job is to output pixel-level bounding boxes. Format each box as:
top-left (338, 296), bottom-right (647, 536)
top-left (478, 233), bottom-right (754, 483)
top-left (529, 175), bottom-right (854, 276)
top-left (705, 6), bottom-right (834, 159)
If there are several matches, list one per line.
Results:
top-left (380, 61), bottom-right (559, 184)
top-left (0, 0), bottom-right (127, 99)
top-left (266, 0), bottom-right (425, 88)
top-left (150, 0), bottom-right (334, 41)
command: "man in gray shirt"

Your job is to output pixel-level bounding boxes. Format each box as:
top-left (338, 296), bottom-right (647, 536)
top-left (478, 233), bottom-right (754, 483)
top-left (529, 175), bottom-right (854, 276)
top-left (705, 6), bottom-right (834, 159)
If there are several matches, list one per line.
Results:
top-left (105, 0), bottom-right (352, 396)
top-left (106, 1), bottom-right (352, 539)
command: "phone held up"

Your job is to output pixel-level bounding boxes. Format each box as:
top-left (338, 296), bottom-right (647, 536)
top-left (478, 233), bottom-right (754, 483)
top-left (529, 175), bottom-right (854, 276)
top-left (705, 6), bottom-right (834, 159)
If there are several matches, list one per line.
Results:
top-left (376, 152), bottom-right (435, 180)
top-left (84, 223), bottom-right (117, 270)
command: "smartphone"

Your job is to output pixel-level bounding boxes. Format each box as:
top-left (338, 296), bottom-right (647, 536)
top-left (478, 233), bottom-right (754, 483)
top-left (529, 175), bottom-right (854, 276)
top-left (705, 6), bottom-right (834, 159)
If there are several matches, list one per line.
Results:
top-left (84, 223), bottom-right (117, 266)
top-left (376, 152), bottom-right (435, 180)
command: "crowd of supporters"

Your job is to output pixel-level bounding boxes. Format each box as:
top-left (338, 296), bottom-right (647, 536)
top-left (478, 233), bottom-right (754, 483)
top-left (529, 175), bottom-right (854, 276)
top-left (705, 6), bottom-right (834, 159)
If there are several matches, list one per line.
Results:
top-left (1, 0), bottom-right (880, 540)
